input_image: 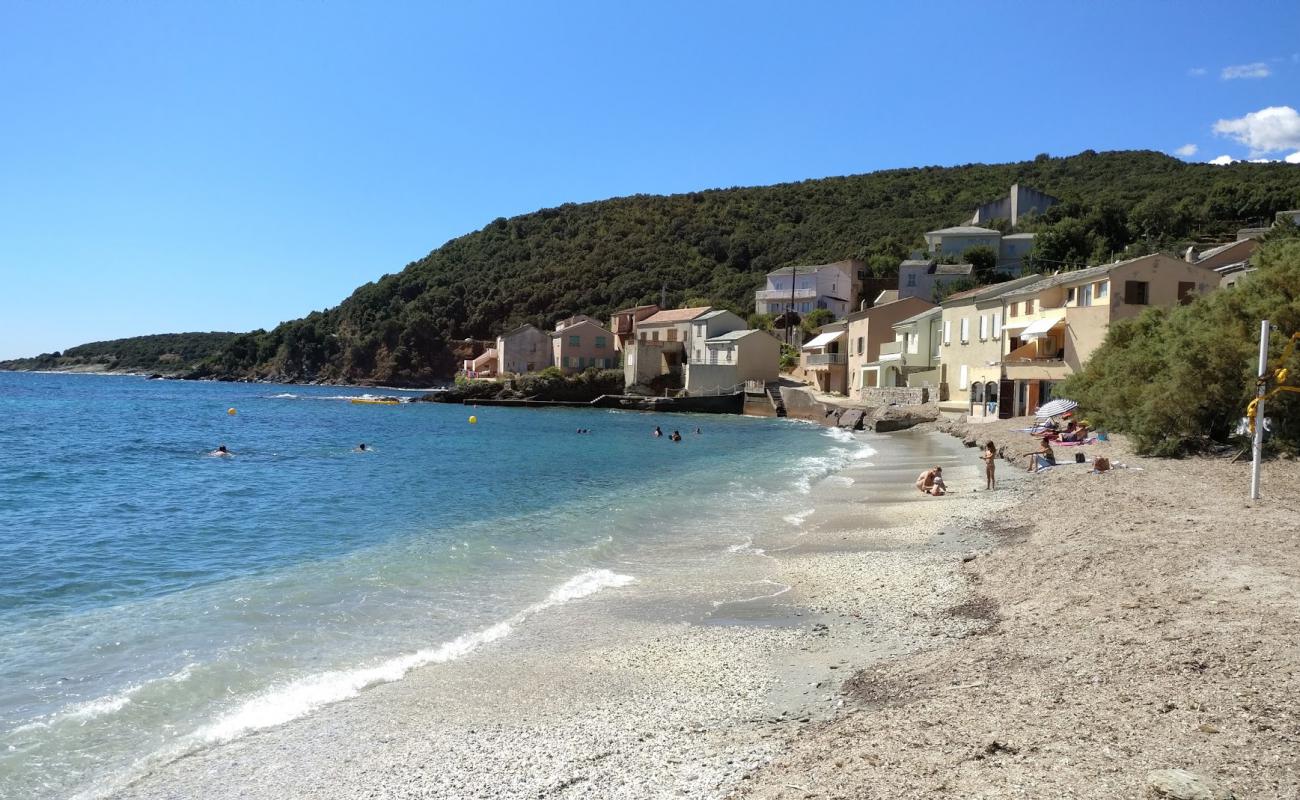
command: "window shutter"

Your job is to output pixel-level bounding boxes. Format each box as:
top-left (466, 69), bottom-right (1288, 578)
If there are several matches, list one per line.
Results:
top-left (992, 313), bottom-right (1002, 339)
top-left (943, 320), bottom-right (951, 345)
top-left (959, 364), bottom-right (969, 390)
top-left (979, 315), bottom-right (988, 340)
top-left (959, 318), bottom-right (969, 343)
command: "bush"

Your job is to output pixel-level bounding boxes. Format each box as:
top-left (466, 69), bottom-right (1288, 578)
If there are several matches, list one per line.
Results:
top-left (1060, 238), bottom-right (1300, 456)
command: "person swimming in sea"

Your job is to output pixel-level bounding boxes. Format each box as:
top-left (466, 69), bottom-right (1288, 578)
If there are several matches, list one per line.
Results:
top-left (210, 444), bottom-right (233, 457)
top-left (354, 443), bottom-right (370, 452)
top-left (653, 426), bottom-right (663, 438)
top-left (670, 430), bottom-right (682, 442)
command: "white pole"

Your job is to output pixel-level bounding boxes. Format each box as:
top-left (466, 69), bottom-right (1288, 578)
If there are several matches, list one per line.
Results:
top-left (1250, 319), bottom-right (1269, 500)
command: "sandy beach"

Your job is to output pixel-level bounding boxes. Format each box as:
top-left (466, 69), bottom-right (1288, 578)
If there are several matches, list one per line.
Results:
top-left (103, 422), bottom-right (1300, 800)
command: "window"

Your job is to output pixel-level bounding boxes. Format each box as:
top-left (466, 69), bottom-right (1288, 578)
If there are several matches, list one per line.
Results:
top-left (978, 315), bottom-right (988, 341)
top-left (639, 332), bottom-right (647, 342)
top-left (943, 320), bottom-right (951, 345)
top-left (595, 336), bottom-right (606, 349)
top-left (1125, 281), bottom-right (1149, 305)
top-left (992, 312), bottom-right (1002, 340)
top-left (1177, 281), bottom-right (1196, 305)
top-left (1026, 299), bottom-right (1036, 313)
top-left (906, 273), bottom-right (917, 288)
top-left (907, 333), bottom-right (918, 354)
top-left (1066, 287), bottom-right (1076, 305)
top-left (1079, 285), bottom-right (1093, 307)
top-left (958, 364), bottom-right (969, 390)
top-left (667, 328), bottom-right (677, 342)
top-left (569, 335), bottom-right (580, 346)
top-left (1009, 302), bottom-right (1018, 317)
top-left (1095, 280), bottom-right (1109, 299)
top-left (959, 318), bottom-right (970, 344)
top-left (857, 336), bottom-right (865, 355)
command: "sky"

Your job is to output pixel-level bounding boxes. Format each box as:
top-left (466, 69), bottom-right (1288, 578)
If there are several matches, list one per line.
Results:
top-left (2, 1), bottom-right (1299, 359)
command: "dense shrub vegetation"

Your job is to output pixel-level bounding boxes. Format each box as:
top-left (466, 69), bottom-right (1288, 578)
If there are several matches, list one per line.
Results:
top-left (0, 333), bottom-right (240, 373)
top-left (431, 368), bottom-right (624, 403)
top-left (1060, 235), bottom-right (1300, 456)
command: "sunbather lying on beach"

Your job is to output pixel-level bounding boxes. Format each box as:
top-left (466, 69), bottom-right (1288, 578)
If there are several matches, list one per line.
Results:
top-left (915, 466), bottom-right (946, 496)
top-left (1058, 422), bottom-right (1090, 443)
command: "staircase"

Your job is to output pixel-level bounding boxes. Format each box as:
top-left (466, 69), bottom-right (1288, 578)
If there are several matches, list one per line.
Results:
top-left (766, 384), bottom-right (787, 417)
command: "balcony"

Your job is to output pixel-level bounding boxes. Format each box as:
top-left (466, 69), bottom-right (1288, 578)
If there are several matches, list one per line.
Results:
top-left (756, 288), bottom-right (818, 302)
top-left (612, 318), bottom-right (634, 334)
top-left (805, 352), bottom-right (847, 367)
top-left (878, 341), bottom-right (902, 357)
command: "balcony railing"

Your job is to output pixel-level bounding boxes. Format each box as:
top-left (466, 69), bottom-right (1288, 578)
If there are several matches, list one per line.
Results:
top-left (878, 341), bottom-right (902, 356)
top-left (755, 288), bottom-right (818, 301)
top-left (805, 353), bottom-right (847, 366)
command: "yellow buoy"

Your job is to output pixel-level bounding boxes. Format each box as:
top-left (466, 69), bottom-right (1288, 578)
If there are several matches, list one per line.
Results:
top-left (468, 415), bottom-right (477, 424)
top-left (227, 408), bottom-right (237, 416)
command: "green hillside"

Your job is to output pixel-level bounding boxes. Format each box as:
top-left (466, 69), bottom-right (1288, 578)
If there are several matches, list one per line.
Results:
top-left (29, 150), bottom-right (1300, 387)
top-left (1, 332), bottom-right (240, 374)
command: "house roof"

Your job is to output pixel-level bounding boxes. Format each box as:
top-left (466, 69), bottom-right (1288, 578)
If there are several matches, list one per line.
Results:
top-left (498, 323), bottom-right (543, 338)
top-left (706, 329), bottom-right (765, 343)
top-left (1002, 233), bottom-right (1036, 240)
top-left (944, 275), bottom-right (1042, 306)
top-left (697, 309), bottom-right (737, 321)
top-left (549, 319), bottom-right (613, 337)
top-left (900, 259), bottom-right (934, 267)
top-left (892, 306), bottom-right (943, 328)
top-left (612, 303), bottom-right (659, 315)
top-left (874, 289), bottom-right (900, 304)
top-left (846, 296), bottom-right (935, 322)
top-left (638, 306), bottom-right (712, 325)
top-left (933, 263), bottom-right (974, 276)
top-left (1194, 239), bottom-right (1253, 262)
top-left (927, 225), bottom-right (1001, 236)
top-left (765, 260), bottom-right (855, 276)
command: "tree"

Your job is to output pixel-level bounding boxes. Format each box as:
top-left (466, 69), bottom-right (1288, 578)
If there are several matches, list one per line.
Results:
top-left (800, 308), bottom-right (836, 335)
top-left (963, 245), bottom-right (999, 282)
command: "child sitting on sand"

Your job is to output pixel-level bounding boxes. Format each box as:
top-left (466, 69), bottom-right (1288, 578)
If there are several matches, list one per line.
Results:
top-left (915, 466), bottom-right (946, 496)
top-left (980, 441), bottom-right (997, 489)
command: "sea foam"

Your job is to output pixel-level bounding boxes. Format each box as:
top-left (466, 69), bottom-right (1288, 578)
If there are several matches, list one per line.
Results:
top-left (193, 570), bottom-right (632, 745)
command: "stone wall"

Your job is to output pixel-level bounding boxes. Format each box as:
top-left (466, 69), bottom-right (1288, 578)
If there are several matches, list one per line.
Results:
top-left (862, 386), bottom-right (928, 406)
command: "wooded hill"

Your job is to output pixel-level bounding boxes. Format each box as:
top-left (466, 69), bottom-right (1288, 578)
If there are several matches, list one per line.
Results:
top-left (0, 332), bottom-right (241, 374)
top-left (13, 151), bottom-right (1300, 386)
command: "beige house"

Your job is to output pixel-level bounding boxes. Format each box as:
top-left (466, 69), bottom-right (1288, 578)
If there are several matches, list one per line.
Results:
top-left (871, 306), bottom-right (944, 393)
top-left (800, 320), bottom-right (848, 395)
top-left (550, 319), bottom-right (616, 374)
top-left (844, 297), bottom-right (935, 397)
top-left (622, 306), bottom-right (713, 390)
top-left (461, 348), bottom-right (497, 378)
top-left (685, 329), bottom-right (781, 394)
top-left (496, 324), bottom-right (552, 376)
top-left (609, 304), bottom-right (659, 352)
top-left (935, 276), bottom-right (1043, 418)
top-left (688, 309), bottom-right (747, 362)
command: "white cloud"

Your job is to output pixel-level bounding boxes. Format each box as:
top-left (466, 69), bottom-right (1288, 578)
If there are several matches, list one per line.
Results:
top-left (1221, 62), bottom-right (1271, 80)
top-left (1187, 67), bottom-right (1207, 77)
top-left (1287, 151), bottom-right (1300, 164)
top-left (1212, 106), bottom-right (1300, 156)
top-left (1174, 143), bottom-right (1199, 157)
top-left (1207, 155), bottom-right (1237, 165)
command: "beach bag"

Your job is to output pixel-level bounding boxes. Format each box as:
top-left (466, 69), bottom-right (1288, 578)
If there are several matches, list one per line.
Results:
top-left (1093, 457), bottom-right (1111, 473)
top-left (1075, 453), bottom-right (1086, 464)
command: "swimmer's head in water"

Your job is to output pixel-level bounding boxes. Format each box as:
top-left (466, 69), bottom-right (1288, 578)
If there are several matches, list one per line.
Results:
top-left (217, 445), bottom-right (227, 453)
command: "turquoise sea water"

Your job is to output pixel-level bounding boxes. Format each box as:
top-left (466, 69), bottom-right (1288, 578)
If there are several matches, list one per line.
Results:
top-left (0, 372), bottom-right (871, 799)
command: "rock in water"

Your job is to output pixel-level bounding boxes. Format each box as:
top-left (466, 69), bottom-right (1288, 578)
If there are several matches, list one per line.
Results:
top-left (1147, 769), bottom-right (1224, 800)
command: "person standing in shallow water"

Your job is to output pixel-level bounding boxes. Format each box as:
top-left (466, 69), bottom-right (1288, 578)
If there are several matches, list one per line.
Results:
top-left (981, 441), bottom-right (997, 490)
top-left (653, 426), bottom-right (662, 438)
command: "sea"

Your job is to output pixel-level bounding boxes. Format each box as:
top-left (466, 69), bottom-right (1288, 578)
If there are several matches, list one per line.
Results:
top-left (0, 371), bottom-right (875, 800)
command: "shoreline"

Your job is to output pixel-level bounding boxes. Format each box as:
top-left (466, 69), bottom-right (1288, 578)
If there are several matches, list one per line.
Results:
top-left (103, 428), bottom-right (1012, 800)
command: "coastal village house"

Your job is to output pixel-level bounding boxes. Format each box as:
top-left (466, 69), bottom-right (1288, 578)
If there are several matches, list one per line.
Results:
top-left (550, 317), bottom-right (616, 374)
top-left (622, 306), bottom-right (712, 390)
top-left (924, 226), bottom-right (1037, 275)
top-left (844, 297), bottom-right (936, 397)
top-left (685, 329), bottom-right (781, 395)
top-left (800, 320), bottom-right (849, 395)
top-left (687, 310), bottom-right (748, 361)
top-left (935, 276), bottom-right (1043, 419)
top-left (1185, 239), bottom-right (1257, 288)
top-left (937, 254), bottom-right (1220, 418)
top-left (753, 259), bottom-right (864, 318)
top-left (868, 305), bottom-right (944, 397)
top-left (967, 183), bottom-right (1059, 227)
top-left (897, 260), bottom-right (973, 301)
top-left (608, 304), bottom-right (659, 352)
top-left (495, 324), bottom-right (552, 376)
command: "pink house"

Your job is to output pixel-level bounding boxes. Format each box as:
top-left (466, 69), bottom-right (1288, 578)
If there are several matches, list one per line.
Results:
top-left (550, 319), bottom-right (617, 374)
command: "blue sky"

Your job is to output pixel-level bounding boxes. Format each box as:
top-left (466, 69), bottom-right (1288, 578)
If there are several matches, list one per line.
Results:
top-left (2, 1), bottom-right (1299, 359)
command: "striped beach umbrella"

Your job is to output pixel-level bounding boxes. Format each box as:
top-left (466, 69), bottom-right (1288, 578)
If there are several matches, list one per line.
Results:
top-left (1035, 398), bottom-right (1079, 420)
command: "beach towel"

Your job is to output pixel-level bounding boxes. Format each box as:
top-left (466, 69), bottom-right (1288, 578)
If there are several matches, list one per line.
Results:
top-left (1055, 437), bottom-right (1097, 447)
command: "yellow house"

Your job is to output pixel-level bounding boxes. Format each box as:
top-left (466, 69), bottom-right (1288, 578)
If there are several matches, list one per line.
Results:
top-left (936, 276), bottom-right (1042, 417)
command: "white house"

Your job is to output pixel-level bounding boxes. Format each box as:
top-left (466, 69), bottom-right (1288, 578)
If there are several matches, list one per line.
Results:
top-left (685, 329), bottom-right (781, 394)
top-left (754, 259), bottom-right (864, 318)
